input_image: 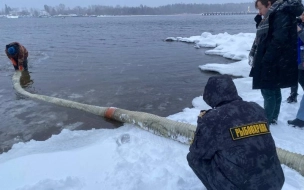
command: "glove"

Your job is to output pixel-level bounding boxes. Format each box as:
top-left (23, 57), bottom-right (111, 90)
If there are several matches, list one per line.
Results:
top-left (254, 14), bottom-right (262, 28)
top-left (198, 110), bottom-right (207, 118)
top-left (254, 14), bottom-right (262, 24)
top-left (19, 65), bottom-right (24, 71)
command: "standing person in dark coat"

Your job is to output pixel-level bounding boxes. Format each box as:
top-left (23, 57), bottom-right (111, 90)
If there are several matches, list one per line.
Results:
top-left (248, 0), bottom-right (304, 124)
top-left (187, 75), bottom-right (284, 190)
top-left (5, 42), bottom-right (29, 71)
top-left (287, 12), bottom-right (304, 103)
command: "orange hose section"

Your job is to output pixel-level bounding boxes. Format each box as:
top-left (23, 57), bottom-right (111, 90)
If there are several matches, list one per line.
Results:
top-left (104, 107), bottom-right (116, 119)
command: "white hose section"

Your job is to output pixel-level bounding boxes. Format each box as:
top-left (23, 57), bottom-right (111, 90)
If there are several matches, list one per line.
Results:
top-left (276, 148), bottom-right (304, 176)
top-left (111, 108), bottom-right (196, 144)
top-left (12, 72), bottom-right (107, 116)
top-left (13, 72), bottom-right (304, 176)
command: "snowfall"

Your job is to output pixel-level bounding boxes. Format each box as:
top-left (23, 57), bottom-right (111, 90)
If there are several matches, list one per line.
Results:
top-left (0, 32), bottom-right (303, 190)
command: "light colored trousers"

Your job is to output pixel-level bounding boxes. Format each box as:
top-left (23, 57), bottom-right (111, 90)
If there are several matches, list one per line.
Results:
top-left (297, 95), bottom-right (304, 120)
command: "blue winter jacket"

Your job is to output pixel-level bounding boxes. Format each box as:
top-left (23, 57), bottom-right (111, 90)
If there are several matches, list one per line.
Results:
top-left (298, 23), bottom-right (304, 70)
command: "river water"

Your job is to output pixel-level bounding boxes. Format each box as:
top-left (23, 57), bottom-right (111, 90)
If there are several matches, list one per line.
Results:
top-left (0, 14), bottom-right (256, 153)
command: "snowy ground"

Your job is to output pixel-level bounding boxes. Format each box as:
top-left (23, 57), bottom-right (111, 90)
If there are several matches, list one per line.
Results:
top-left (0, 32), bottom-right (303, 190)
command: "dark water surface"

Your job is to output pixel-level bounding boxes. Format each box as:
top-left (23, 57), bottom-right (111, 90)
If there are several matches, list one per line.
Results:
top-left (0, 15), bottom-right (256, 152)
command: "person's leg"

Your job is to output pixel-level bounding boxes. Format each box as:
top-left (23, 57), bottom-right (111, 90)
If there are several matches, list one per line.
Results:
top-left (287, 70), bottom-right (304, 127)
top-left (272, 88), bottom-right (282, 122)
top-left (296, 95), bottom-right (304, 121)
top-left (288, 95), bottom-right (304, 127)
top-left (23, 59), bottom-right (28, 71)
top-left (298, 70), bottom-right (304, 91)
top-left (290, 86), bottom-right (298, 95)
top-left (261, 89), bottom-right (277, 124)
top-left (187, 153), bottom-right (212, 189)
top-left (287, 70), bottom-right (302, 103)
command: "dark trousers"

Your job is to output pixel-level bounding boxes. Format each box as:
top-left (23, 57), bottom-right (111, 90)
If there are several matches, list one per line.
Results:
top-left (13, 59), bottom-right (28, 71)
top-left (261, 89), bottom-right (282, 123)
top-left (187, 153), bottom-right (213, 190)
top-left (290, 70), bottom-right (304, 95)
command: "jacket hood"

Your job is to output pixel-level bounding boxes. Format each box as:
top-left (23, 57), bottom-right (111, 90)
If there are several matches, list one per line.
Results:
top-left (203, 76), bottom-right (242, 108)
top-left (276, 0), bottom-right (304, 17)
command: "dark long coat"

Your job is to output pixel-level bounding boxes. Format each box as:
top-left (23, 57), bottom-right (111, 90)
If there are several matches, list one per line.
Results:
top-left (250, 5), bottom-right (303, 89)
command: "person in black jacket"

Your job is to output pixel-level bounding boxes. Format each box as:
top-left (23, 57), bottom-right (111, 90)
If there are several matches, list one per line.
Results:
top-left (248, 0), bottom-right (304, 124)
top-left (187, 75), bottom-right (284, 190)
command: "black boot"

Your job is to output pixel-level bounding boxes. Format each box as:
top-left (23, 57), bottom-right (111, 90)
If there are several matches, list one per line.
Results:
top-left (287, 93), bottom-right (297, 103)
top-left (287, 118), bottom-right (304, 128)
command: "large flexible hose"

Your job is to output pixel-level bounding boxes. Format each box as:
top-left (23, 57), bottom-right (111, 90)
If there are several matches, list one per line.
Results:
top-left (12, 72), bottom-right (196, 144)
top-left (12, 72), bottom-right (304, 176)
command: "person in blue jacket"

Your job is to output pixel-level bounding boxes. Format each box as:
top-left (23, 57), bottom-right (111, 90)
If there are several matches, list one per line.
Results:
top-left (187, 75), bottom-right (284, 190)
top-left (287, 12), bottom-right (304, 103)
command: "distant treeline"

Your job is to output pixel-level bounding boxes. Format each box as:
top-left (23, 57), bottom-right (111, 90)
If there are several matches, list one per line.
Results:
top-left (44, 3), bottom-right (255, 15)
top-left (1, 3), bottom-right (255, 16)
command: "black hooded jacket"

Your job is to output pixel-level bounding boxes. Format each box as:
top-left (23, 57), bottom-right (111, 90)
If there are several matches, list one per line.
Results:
top-left (250, 1), bottom-right (304, 89)
top-left (187, 76), bottom-right (284, 190)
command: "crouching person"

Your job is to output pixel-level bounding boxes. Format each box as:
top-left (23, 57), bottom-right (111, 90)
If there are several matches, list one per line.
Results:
top-left (5, 42), bottom-right (29, 71)
top-left (187, 76), bottom-right (284, 190)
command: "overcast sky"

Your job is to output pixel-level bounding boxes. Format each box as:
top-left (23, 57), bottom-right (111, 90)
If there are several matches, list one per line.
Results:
top-left (2, 0), bottom-right (252, 9)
